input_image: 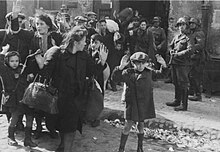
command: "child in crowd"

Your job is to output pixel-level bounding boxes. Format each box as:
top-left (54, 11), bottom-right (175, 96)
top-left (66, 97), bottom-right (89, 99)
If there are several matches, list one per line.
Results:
top-left (0, 47), bottom-right (22, 146)
top-left (0, 46), bottom-right (37, 147)
top-left (112, 52), bottom-right (165, 152)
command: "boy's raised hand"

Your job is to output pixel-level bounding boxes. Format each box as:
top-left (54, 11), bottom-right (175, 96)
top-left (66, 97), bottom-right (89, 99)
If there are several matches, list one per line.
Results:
top-left (99, 44), bottom-right (108, 65)
top-left (119, 54), bottom-right (130, 70)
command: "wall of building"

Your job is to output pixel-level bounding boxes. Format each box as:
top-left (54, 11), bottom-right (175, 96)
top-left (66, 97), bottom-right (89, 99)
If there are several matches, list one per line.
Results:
top-left (208, 1), bottom-right (220, 57)
top-left (6, 0), bottom-right (93, 21)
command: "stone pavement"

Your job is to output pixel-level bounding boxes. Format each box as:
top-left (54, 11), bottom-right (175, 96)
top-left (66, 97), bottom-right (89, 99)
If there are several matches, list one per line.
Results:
top-left (0, 80), bottom-right (220, 152)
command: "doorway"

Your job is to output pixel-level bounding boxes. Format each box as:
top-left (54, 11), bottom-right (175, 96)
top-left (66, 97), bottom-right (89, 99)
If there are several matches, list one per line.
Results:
top-left (119, 0), bottom-right (170, 34)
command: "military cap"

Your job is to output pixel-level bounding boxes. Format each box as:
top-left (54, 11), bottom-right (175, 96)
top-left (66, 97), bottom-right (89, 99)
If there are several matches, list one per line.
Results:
top-left (130, 52), bottom-right (149, 63)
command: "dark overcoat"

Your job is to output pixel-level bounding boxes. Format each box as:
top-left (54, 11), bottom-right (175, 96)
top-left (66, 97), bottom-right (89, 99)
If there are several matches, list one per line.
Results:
top-left (112, 67), bottom-right (156, 122)
top-left (0, 54), bottom-right (22, 108)
top-left (42, 46), bottom-right (106, 133)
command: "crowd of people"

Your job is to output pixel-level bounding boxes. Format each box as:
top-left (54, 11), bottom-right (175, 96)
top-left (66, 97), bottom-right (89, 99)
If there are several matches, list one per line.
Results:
top-left (0, 1), bottom-right (205, 152)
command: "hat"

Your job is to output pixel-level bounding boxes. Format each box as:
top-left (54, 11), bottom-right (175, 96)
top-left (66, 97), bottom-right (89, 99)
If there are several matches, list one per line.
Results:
top-left (86, 11), bottom-right (97, 16)
top-left (60, 4), bottom-right (69, 11)
top-left (153, 16), bottom-right (161, 23)
top-left (74, 16), bottom-right (88, 22)
top-left (5, 12), bottom-right (26, 21)
top-left (189, 18), bottom-right (200, 25)
top-left (176, 17), bottom-right (188, 27)
top-left (130, 52), bottom-right (149, 63)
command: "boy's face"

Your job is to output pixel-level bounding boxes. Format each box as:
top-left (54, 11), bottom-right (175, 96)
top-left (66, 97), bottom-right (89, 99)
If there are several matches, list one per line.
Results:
top-left (91, 39), bottom-right (101, 50)
top-left (8, 56), bottom-right (19, 69)
top-left (133, 61), bottom-right (145, 72)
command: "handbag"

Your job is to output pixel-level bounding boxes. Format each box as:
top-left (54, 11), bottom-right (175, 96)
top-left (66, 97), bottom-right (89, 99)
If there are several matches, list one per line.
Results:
top-left (0, 76), bottom-right (9, 112)
top-left (21, 74), bottom-right (59, 114)
top-left (85, 78), bottom-right (104, 121)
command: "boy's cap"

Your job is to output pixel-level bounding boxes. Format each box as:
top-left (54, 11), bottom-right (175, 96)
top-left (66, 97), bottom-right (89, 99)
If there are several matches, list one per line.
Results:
top-left (130, 52), bottom-right (149, 63)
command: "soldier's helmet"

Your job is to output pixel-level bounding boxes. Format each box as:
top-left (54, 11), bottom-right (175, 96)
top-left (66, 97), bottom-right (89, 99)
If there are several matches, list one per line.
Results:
top-left (176, 17), bottom-right (188, 27)
top-left (189, 18), bottom-right (200, 25)
top-left (130, 52), bottom-right (149, 63)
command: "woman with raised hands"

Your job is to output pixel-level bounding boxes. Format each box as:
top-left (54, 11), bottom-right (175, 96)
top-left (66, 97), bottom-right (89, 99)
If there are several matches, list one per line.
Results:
top-left (39, 26), bottom-right (108, 152)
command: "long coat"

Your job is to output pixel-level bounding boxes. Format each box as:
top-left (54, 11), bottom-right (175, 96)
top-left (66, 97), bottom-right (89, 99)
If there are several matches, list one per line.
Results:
top-left (41, 46), bottom-right (106, 133)
top-left (0, 54), bottom-right (21, 108)
top-left (112, 67), bottom-right (156, 122)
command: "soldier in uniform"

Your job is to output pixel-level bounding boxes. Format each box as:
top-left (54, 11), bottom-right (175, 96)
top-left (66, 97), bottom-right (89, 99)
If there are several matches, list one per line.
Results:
top-left (149, 16), bottom-right (166, 59)
top-left (166, 17), bottom-right (194, 111)
top-left (188, 18), bottom-right (205, 101)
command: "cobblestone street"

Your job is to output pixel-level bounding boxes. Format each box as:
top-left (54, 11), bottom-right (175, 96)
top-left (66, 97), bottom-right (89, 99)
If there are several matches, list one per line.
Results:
top-left (0, 81), bottom-right (220, 152)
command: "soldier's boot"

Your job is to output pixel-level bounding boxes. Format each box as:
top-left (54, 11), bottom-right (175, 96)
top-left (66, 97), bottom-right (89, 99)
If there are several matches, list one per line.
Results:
top-left (24, 127), bottom-right (37, 147)
top-left (118, 133), bottom-right (129, 152)
top-left (166, 87), bottom-right (181, 107)
top-left (137, 133), bottom-right (144, 152)
top-left (8, 127), bottom-right (18, 146)
top-left (188, 93), bottom-right (202, 101)
top-left (175, 89), bottom-right (188, 111)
